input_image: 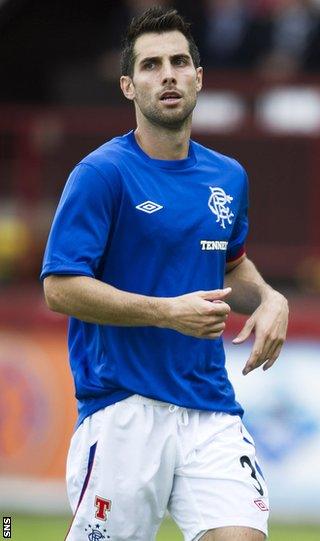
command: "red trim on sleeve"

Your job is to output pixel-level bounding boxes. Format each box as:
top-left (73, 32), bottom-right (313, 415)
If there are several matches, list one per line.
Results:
top-left (226, 246), bottom-right (246, 263)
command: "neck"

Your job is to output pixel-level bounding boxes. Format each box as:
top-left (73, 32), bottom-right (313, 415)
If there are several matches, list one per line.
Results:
top-left (134, 115), bottom-right (192, 160)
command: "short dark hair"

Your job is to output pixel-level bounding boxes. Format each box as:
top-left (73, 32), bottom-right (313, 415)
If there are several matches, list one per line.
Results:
top-left (120, 6), bottom-right (201, 77)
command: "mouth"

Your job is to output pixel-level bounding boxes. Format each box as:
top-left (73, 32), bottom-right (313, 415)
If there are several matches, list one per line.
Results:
top-left (159, 91), bottom-right (182, 105)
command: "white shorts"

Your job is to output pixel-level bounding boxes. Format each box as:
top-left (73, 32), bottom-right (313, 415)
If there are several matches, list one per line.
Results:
top-left (65, 395), bottom-right (269, 541)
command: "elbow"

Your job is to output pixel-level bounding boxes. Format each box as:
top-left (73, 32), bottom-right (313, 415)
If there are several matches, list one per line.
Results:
top-left (43, 276), bottom-right (65, 313)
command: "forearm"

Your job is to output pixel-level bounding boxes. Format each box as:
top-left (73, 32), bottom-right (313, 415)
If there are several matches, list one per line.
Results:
top-left (228, 256), bottom-right (289, 374)
top-left (44, 275), bottom-right (168, 326)
top-left (224, 257), bottom-right (278, 315)
top-left (44, 275), bottom-right (232, 339)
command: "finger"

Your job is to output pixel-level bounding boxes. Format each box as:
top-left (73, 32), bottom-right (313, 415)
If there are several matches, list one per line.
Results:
top-left (207, 301), bottom-right (231, 316)
top-left (200, 314), bottom-right (229, 328)
top-left (204, 329), bottom-right (226, 339)
top-left (198, 288), bottom-right (232, 302)
top-left (195, 327), bottom-right (224, 339)
top-left (243, 327), bottom-right (285, 374)
top-left (258, 332), bottom-right (276, 364)
top-left (232, 317), bottom-right (254, 344)
top-left (258, 330), bottom-right (285, 370)
top-left (202, 321), bottom-right (226, 335)
top-left (200, 299), bottom-right (230, 317)
top-left (242, 333), bottom-right (269, 375)
top-left (263, 341), bottom-right (284, 371)
top-left (262, 337), bottom-right (280, 364)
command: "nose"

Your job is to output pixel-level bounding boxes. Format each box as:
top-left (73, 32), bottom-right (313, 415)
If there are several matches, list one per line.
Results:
top-left (161, 61), bottom-right (177, 85)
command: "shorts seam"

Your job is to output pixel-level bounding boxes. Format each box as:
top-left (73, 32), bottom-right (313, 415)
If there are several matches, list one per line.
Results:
top-left (178, 475), bottom-right (208, 536)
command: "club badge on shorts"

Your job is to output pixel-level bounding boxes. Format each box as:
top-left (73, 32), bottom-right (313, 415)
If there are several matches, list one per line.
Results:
top-left (84, 523), bottom-right (109, 540)
top-left (95, 495), bottom-right (112, 521)
top-left (84, 496), bottom-right (112, 541)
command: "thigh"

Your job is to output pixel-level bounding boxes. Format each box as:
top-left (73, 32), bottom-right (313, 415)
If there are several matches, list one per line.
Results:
top-left (199, 526), bottom-right (265, 540)
top-left (168, 413), bottom-right (269, 541)
top-left (65, 398), bottom-right (176, 541)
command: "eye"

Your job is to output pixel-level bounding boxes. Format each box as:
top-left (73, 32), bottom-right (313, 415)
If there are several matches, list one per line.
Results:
top-left (174, 57), bottom-right (188, 66)
top-left (143, 61), bottom-right (156, 70)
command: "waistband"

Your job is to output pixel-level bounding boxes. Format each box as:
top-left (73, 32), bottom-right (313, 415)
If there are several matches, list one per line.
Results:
top-left (122, 394), bottom-right (189, 425)
top-left (122, 394), bottom-right (176, 408)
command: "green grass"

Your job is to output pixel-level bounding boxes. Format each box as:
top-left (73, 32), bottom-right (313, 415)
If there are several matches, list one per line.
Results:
top-left (7, 515), bottom-right (320, 540)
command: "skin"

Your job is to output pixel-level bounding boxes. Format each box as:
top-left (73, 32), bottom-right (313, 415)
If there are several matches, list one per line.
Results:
top-left (199, 526), bottom-right (265, 540)
top-left (120, 30), bottom-right (203, 160)
top-left (225, 256), bottom-right (288, 375)
top-left (44, 29), bottom-right (289, 541)
top-left (44, 275), bottom-right (232, 340)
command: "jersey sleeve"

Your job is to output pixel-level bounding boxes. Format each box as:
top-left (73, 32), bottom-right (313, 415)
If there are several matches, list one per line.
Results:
top-left (226, 168), bottom-right (249, 262)
top-left (40, 162), bottom-right (119, 280)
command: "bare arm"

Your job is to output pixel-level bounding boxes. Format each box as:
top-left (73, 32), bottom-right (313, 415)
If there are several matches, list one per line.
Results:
top-left (225, 255), bottom-right (277, 314)
top-left (224, 255), bottom-right (289, 374)
top-left (43, 275), bottom-right (231, 339)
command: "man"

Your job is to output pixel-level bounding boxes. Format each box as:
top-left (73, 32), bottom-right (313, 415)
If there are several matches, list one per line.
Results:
top-left (41, 7), bottom-right (288, 541)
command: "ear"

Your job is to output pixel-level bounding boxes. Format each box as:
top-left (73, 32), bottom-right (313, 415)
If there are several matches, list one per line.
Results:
top-left (120, 75), bottom-right (135, 101)
top-left (195, 67), bottom-right (203, 93)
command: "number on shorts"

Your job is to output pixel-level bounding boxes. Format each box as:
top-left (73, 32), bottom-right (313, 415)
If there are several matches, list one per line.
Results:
top-left (240, 455), bottom-right (264, 496)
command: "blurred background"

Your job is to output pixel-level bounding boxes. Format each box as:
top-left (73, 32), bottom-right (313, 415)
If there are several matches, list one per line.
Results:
top-left (0, 0), bottom-right (319, 540)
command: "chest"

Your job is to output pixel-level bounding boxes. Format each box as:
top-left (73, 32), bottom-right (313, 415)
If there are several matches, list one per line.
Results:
top-left (115, 166), bottom-right (243, 249)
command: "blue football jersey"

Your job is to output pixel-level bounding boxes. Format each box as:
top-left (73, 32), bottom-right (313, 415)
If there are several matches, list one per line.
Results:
top-left (41, 131), bottom-right (248, 427)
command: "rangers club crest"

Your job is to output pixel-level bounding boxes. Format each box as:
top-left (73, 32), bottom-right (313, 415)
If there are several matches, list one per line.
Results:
top-left (84, 524), bottom-right (109, 540)
top-left (208, 187), bottom-right (234, 229)
top-left (83, 496), bottom-right (112, 540)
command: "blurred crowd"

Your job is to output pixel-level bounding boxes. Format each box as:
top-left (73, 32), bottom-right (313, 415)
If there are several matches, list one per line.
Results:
top-left (51, 0), bottom-right (320, 104)
top-left (182, 0), bottom-right (320, 74)
top-left (1, 0), bottom-right (320, 104)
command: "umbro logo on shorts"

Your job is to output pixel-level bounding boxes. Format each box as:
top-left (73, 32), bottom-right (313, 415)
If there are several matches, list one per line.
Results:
top-left (254, 499), bottom-right (269, 511)
top-left (135, 200), bottom-right (163, 214)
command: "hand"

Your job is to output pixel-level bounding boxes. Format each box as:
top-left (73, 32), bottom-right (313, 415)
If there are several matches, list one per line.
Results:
top-left (165, 287), bottom-right (231, 339)
top-left (232, 290), bottom-right (289, 375)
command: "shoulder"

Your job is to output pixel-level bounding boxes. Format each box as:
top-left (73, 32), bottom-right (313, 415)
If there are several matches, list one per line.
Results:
top-left (61, 134), bottom-right (133, 203)
top-left (76, 131), bottom-right (134, 184)
top-left (192, 139), bottom-right (247, 179)
top-left (79, 134), bottom-right (131, 171)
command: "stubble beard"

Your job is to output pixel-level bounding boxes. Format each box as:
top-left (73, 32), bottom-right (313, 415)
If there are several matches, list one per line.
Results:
top-left (136, 94), bottom-right (197, 131)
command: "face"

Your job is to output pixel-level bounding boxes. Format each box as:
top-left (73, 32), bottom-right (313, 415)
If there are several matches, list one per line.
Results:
top-left (120, 31), bottom-right (203, 130)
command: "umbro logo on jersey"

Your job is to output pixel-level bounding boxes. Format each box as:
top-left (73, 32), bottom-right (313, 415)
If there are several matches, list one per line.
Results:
top-left (208, 187), bottom-right (234, 229)
top-left (135, 201), bottom-right (163, 214)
